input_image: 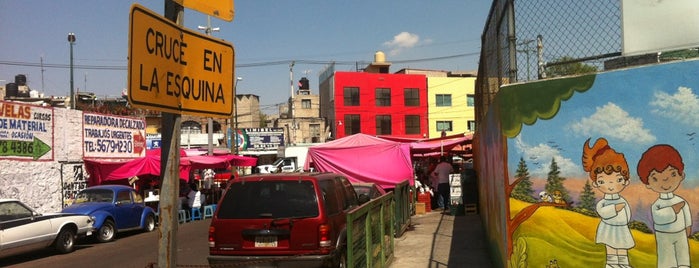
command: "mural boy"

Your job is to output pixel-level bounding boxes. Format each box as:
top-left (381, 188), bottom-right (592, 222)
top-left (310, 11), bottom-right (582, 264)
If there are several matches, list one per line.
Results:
top-left (582, 138), bottom-right (635, 268)
top-left (637, 144), bottom-right (692, 268)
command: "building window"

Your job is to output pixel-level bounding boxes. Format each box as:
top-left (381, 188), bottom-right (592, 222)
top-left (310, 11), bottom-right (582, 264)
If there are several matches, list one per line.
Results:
top-left (375, 88), bottom-right (391, 107)
top-left (376, 115), bottom-right (392, 135)
top-left (436, 94), bottom-right (452, 107)
top-left (405, 115), bottom-right (420, 134)
top-left (467, 94), bottom-right (475, 107)
top-left (310, 124), bottom-right (320, 142)
top-left (436, 121), bottom-right (453, 132)
top-left (468, 120), bottom-right (477, 132)
top-left (344, 114), bottom-right (360, 135)
top-left (344, 87), bottom-right (359, 106)
top-left (302, 99), bottom-right (311, 109)
top-left (404, 88), bottom-right (419, 106)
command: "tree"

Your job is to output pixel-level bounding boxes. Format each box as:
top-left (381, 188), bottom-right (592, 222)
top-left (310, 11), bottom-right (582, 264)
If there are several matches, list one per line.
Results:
top-left (579, 180), bottom-right (596, 211)
top-left (545, 158), bottom-right (570, 202)
top-left (511, 157), bottom-right (537, 203)
top-left (258, 112), bottom-right (268, 127)
top-left (547, 56), bottom-right (597, 77)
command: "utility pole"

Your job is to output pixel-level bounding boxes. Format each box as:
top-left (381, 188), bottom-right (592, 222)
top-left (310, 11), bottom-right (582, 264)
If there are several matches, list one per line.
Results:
top-left (159, 1), bottom-right (184, 267)
top-left (516, 39), bottom-right (535, 81)
top-left (198, 16), bottom-right (220, 156)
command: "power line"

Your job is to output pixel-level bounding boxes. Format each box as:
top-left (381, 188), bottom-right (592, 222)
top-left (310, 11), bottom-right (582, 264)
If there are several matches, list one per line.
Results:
top-left (0, 52), bottom-right (480, 71)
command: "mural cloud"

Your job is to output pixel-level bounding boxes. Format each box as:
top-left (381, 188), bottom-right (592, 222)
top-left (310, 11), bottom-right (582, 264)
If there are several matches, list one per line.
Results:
top-left (650, 86), bottom-right (699, 127)
top-left (514, 136), bottom-right (582, 178)
top-left (569, 102), bottom-right (655, 144)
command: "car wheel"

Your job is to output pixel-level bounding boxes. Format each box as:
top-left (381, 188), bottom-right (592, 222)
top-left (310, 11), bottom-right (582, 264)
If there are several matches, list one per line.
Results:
top-left (96, 219), bottom-right (116, 243)
top-left (54, 228), bottom-right (76, 254)
top-left (144, 214), bottom-right (156, 232)
top-left (337, 250), bottom-right (347, 268)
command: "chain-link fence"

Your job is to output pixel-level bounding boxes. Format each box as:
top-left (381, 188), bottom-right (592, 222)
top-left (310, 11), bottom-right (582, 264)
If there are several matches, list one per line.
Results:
top-left (476, 0), bottom-right (622, 121)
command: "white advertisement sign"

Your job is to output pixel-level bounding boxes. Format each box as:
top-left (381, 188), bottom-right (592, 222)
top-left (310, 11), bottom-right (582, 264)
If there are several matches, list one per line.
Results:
top-left (0, 100), bottom-right (54, 161)
top-left (82, 112), bottom-right (146, 158)
top-left (622, 0), bottom-right (699, 56)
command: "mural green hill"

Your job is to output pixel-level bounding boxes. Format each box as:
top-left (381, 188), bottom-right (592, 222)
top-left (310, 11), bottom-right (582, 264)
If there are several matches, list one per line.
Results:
top-left (509, 198), bottom-right (698, 267)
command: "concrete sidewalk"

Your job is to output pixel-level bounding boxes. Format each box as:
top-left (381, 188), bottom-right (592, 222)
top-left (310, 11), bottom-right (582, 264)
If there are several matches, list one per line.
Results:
top-left (390, 210), bottom-right (494, 268)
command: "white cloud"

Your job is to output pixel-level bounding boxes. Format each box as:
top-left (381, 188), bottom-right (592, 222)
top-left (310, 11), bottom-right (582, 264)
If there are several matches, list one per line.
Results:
top-left (514, 136), bottom-right (582, 178)
top-left (568, 102), bottom-right (655, 144)
top-left (383, 32), bottom-right (420, 56)
top-left (650, 86), bottom-right (699, 127)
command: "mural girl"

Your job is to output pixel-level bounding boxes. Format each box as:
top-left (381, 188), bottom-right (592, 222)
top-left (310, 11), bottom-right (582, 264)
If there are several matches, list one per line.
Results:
top-left (637, 144), bottom-right (692, 268)
top-left (582, 138), bottom-right (635, 268)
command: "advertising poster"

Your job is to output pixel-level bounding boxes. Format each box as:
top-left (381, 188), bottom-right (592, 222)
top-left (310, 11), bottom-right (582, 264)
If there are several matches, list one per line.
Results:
top-left (0, 100), bottom-right (54, 161)
top-left (82, 112), bottom-right (146, 158)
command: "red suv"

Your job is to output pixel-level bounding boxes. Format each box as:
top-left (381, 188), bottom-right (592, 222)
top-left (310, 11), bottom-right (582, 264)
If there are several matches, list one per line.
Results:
top-left (207, 172), bottom-right (362, 268)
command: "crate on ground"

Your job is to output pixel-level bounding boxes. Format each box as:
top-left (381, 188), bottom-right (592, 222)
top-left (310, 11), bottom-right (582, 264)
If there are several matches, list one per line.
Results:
top-left (415, 202), bottom-right (426, 215)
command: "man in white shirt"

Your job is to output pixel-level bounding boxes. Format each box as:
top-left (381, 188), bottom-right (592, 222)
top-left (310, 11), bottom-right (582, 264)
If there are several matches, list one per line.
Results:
top-left (434, 156), bottom-right (454, 212)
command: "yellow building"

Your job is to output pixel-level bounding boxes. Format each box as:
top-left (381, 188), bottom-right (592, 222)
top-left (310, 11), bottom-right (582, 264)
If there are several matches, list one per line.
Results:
top-left (426, 74), bottom-right (476, 138)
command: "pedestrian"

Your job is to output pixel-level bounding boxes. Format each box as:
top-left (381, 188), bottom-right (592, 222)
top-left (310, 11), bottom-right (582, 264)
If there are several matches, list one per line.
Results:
top-left (184, 182), bottom-right (201, 212)
top-left (434, 156), bottom-right (453, 212)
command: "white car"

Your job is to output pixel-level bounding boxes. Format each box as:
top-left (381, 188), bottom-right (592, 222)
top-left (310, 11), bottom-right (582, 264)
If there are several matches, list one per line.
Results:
top-left (0, 199), bottom-right (94, 258)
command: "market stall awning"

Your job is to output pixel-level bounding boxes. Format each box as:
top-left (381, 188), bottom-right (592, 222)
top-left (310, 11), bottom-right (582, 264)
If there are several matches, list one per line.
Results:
top-left (84, 150), bottom-right (257, 186)
top-left (409, 134), bottom-right (473, 155)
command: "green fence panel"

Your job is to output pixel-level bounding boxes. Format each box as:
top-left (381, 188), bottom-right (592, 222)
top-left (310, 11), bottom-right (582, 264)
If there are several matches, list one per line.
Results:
top-left (347, 192), bottom-right (396, 268)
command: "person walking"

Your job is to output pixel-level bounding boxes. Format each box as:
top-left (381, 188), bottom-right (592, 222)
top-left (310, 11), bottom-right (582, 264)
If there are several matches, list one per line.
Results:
top-left (434, 156), bottom-right (454, 212)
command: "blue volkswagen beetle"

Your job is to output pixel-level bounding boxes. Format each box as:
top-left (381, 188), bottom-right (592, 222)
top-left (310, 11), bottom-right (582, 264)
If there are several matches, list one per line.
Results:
top-left (61, 185), bottom-right (156, 242)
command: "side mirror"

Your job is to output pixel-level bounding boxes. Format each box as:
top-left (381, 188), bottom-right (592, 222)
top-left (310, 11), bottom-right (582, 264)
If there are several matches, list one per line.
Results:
top-left (358, 193), bottom-right (370, 204)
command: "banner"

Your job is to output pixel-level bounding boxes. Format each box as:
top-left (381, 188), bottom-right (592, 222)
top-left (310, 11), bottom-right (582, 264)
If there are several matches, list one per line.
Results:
top-left (0, 100), bottom-right (54, 161)
top-left (82, 112), bottom-right (146, 158)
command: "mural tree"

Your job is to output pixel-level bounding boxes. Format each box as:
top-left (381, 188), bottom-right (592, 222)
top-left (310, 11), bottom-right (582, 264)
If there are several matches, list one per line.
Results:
top-left (545, 158), bottom-right (570, 203)
top-left (511, 157), bottom-right (536, 203)
top-left (579, 181), bottom-right (596, 212)
top-left (497, 75), bottom-right (596, 260)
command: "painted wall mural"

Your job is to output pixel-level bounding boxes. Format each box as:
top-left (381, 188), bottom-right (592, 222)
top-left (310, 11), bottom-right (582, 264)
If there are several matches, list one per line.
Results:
top-left (480, 59), bottom-right (699, 267)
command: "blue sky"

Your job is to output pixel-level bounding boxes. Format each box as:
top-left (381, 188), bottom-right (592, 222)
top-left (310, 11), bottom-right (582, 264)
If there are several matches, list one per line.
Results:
top-left (0, 1), bottom-right (490, 114)
top-left (507, 60), bottom-right (699, 188)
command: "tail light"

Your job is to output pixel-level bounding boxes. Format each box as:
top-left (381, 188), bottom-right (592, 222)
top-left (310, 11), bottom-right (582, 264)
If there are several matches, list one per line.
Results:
top-left (319, 224), bottom-right (331, 248)
top-left (208, 226), bottom-right (216, 248)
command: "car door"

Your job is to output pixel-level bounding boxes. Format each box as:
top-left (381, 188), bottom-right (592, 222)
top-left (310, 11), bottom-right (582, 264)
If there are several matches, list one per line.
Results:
top-left (0, 201), bottom-right (52, 257)
top-left (113, 190), bottom-right (140, 229)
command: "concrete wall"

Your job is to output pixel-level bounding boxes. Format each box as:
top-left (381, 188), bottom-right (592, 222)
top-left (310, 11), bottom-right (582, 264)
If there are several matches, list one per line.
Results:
top-left (0, 108), bottom-right (84, 213)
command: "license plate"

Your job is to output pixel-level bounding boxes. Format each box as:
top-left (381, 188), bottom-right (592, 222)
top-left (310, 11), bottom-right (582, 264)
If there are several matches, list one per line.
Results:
top-left (255, 236), bottom-right (277, 247)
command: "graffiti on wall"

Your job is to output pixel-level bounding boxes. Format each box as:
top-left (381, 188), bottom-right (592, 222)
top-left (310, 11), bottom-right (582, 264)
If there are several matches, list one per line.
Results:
top-left (62, 164), bottom-right (87, 207)
top-left (491, 60), bottom-right (699, 267)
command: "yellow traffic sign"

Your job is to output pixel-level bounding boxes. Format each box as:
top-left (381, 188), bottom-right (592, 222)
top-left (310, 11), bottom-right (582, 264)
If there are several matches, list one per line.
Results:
top-left (173, 0), bottom-right (234, 22)
top-left (128, 4), bottom-right (235, 118)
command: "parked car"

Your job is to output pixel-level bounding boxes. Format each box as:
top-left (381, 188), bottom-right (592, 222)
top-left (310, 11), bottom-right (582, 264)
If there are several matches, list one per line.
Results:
top-left (0, 199), bottom-right (94, 258)
top-left (351, 182), bottom-right (387, 199)
top-left (61, 185), bottom-right (156, 242)
top-left (208, 172), bottom-right (363, 268)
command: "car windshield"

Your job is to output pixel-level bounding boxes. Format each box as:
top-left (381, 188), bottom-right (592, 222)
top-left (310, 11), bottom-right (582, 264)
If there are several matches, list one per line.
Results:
top-left (74, 189), bottom-right (113, 204)
top-left (218, 181), bottom-right (319, 219)
top-left (353, 186), bottom-right (371, 196)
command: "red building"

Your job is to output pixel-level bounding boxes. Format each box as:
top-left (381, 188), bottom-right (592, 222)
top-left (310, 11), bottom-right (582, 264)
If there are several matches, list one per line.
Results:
top-left (320, 52), bottom-right (428, 139)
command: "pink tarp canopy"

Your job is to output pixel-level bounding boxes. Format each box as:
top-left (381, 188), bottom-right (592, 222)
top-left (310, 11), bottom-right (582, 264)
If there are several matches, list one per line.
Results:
top-left (84, 149), bottom-right (258, 186)
top-left (409, 134), bottom-right (473, 155)
top-left (304, 133), bottom-right (414, 189)
top-left (84, 156), bottom-right (190, 186)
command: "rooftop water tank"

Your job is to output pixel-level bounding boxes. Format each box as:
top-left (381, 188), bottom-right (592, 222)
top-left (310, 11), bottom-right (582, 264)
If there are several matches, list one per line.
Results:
top-left (374, 51), bottom-right (386, 63)
top-left (15, 74), bottom-right (26, 86)
top-left (5, 83), bottom-right (18, 97)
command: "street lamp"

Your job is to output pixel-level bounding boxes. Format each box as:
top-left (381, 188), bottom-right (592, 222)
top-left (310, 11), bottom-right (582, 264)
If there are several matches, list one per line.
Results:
top-left (233, 76), bottom-right (242, 154)
top-left (67, 32), bottom-right (76, 109)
